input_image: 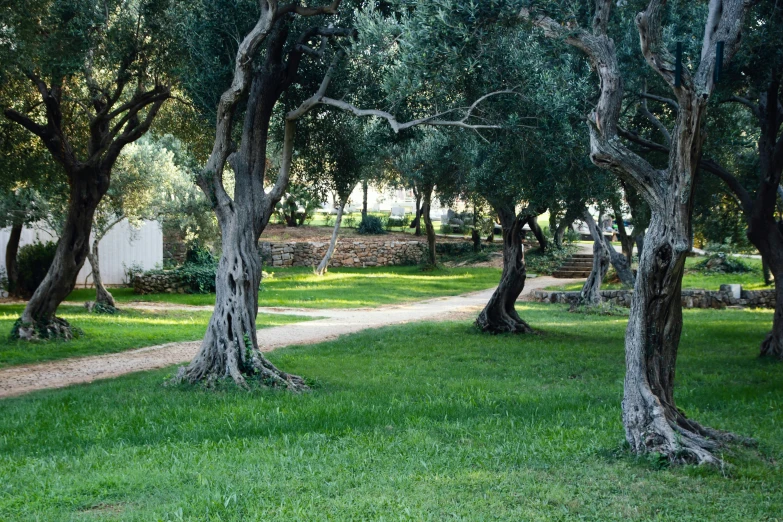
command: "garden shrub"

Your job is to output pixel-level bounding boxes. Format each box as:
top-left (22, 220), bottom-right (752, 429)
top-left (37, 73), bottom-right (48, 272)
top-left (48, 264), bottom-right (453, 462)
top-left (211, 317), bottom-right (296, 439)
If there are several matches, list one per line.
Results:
top-left (692, 253), bottom-right (755, 274)
top-left (358, 215), bottom-right (386, 235)
top-left (16, 241), bottom-right (57, 298)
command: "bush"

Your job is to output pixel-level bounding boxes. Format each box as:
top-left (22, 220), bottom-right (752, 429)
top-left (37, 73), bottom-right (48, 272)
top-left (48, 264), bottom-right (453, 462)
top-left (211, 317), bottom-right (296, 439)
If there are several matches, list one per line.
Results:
top-left (185, 242), bottom-right (215, 266)
top-left (344, 213), bottom-right (357, 228)
top-left (358, 215), bottom-right (386, 235)
top-left (122, 262), bottom-right (144, 286)
top-left (692, 253), bottom-right (755, 274)
top-left (16, 241), bottom-right (57, 298)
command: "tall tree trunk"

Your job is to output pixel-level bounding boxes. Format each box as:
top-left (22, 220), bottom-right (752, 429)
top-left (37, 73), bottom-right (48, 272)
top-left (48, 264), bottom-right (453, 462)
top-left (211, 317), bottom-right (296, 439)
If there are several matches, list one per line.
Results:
top-left (578, 211), bottom-right (609, 306)
top-left (421, 185), bottom-right (436, 266)
top-left (177, 206), bottom-right (304, 389)
top-left (87, 237), bottom-right (116, 309)
top-left (476, 205), bottom-right (533, 333)
top-left (554, 206), bottom-right (580, 249)
top-left (361, 180), bottom-right (368, 219)
top-left (5, 220), bottom-right (23, 297)
top-left (315, 201), bottom-right (344, 276)
top-left (752, 219), bottom-right (783, 358)
top-left (410, 185), bottom-right (422, 236)
top-left (16, 171), bottom-right (108, 339)
top-left (471, 203), bottom-right (482, 252)
top-left (613, 200), bottom-right (634, 263)
top-left (526, 215), bottom-right (548, 251)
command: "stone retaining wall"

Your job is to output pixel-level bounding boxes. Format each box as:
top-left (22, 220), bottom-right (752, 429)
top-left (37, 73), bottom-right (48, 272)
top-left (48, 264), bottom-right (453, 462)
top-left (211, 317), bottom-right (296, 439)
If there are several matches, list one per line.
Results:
top-left (533, 285), bottom-right (775, 309)
top-left (132, 272), bottom-right (190, 294)
top-left (259, 238), bottom-right (427, 268)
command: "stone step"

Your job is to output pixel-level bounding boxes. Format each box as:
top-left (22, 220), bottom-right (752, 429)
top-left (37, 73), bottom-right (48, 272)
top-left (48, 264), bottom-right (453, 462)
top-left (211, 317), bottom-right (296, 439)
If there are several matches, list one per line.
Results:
top-left (552, 270), bottom-right (592, 278)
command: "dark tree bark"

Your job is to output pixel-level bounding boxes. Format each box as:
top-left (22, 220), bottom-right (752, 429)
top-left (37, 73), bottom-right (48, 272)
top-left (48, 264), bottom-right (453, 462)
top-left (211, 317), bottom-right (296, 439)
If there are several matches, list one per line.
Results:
top-left (476, 204), bottom-right (533, 333)
top-left (361, 180), bottom-right (368, 218)
top-left (315, 200), bottom-right (345, 275)
top-left (87, 241), bottom-right (115, 309)
top-left (4, 69), bottom-right (169, 338)
top-left (553, 205), bottom-right (581, 249)
top-left (5, 220), bottom-right (22, 297)
top-left (421, 184), bottom-right (436, 266)
top-left (612, 200), bottom-right (634, 263)
top-left (410, 184), bottom-right (422, 236)
top-left (578, 211), bottom-right (609, 306)
top-left (526, 215), bottom-right (548, 251)
top-left (471, 202), bottom-right (482, 252)
top-left (524, 0), bottom-right (749, 463)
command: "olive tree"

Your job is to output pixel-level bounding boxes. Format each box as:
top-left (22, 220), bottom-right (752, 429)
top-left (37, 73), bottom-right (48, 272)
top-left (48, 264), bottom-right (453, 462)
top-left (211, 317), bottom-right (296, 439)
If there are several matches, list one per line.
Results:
top-left (523, 0), bottom-right (750, 463)
top-left (1, 0), bottom-right (180, 339)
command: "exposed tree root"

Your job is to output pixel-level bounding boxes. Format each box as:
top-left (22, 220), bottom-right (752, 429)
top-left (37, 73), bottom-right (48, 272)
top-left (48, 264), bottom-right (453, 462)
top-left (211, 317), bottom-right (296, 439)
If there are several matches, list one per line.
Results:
top-left (624, 394), bottom-right (754, 465)
top-left (11, 316), bottom-right (80, 341)
top-left (172, 345), bottom-right (308, 392)
top-left (475, 307), bottom-right (534, 334)
top-left (760, 332), bottom-right (783, 359)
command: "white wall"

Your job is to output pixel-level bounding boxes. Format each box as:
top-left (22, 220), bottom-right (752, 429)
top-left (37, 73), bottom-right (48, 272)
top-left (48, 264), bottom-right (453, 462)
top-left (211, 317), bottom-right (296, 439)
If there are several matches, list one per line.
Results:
top-left (0, 219), bottom-right (163, 287)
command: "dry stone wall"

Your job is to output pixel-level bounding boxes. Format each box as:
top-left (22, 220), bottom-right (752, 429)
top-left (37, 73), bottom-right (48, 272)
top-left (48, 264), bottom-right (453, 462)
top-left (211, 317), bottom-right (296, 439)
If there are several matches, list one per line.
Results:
top-left (533, 285), bottom-right (775, 309)
top-left (132, 272), bottom-right (190, 294)
top-left (259, 238), bottom-right (427, 268)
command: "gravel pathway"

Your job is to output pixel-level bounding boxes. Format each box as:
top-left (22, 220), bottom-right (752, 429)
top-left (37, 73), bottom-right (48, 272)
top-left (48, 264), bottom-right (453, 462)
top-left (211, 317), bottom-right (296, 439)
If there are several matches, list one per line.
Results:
top-left (0, 275), bottom-right (578, 398)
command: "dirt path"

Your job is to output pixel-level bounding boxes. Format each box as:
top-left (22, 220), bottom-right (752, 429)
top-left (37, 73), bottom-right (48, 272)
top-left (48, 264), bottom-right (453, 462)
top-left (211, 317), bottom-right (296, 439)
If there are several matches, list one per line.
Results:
top-left (0, 275), bottom-right (579, 398)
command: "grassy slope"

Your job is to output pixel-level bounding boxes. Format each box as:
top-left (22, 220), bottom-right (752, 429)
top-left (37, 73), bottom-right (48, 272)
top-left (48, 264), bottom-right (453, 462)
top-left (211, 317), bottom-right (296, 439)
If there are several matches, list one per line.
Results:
top-left (548, 256), bottom-right (770, 291)
top-left (67, 266), bottom-right (502, 308)
top-left (0, 304), bottom-right (780, 520)
top-left (0, 306), bottom-right (309, 368)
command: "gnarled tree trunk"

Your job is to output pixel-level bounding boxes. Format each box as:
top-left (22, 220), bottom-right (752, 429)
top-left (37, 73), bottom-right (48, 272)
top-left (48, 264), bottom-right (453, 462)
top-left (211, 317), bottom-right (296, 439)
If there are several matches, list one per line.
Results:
top-left (476, 205), bottom-right (533, 333)
top-left (421, 185), bottom-right (436, 266)
top-left (578, 211), bottom-right (609, 306)
top-left (603, 235), bottom-right (635, 287)
top-left (5, 220), bottom-right (22, 297)
top-left (526, 215), bottom-right (548, 251)
top-left (16, 171), bottom-right (108, 339)
top-left (315, 200), bottom-right (344, 276)
top-left (553, 206), bottom-right (580, 249)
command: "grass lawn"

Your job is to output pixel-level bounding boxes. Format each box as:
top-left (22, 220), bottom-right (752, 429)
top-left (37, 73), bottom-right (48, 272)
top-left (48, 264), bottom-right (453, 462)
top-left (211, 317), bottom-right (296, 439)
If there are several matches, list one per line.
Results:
top-left (547, 256), bottom-right (770, 291)
top-left (0, 304), bottom-right (780, 520)
top-left (0, 306), bottom-right (309, 368)
top-left (66, 266), bottom-right (502, 308)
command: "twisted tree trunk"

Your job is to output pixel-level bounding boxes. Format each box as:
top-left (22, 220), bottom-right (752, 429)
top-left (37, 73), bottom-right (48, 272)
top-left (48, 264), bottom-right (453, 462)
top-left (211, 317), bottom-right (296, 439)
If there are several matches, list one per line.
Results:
top-left (421, 185), bottom-right (436, 266)
top-left (603, 235), bottom-right (635, 287)
top-left (554, 206), bottom-right (580, 249)
top-left (315, 201), bottom-right (344, 276)
top-left (5, 221), bottom-right (22, 297)
top-left (411, 185), bottom-right (422, 236)
top-left (613, 201), bottom-right (634, 263)
top-left (16, 170), bottom-right (108, 339)
top-left (526, 215), bottom-right (548, 251)
top-left (754, 221), bottom-right (783, 358)
top-left (476, 205), bottom-right (533, 333)
top-left (86, 240), bottom-right (116, 309)
top-left (523, 0), bottom-right (749, 463)
top-left (578, 211), bottom-right (609, 306)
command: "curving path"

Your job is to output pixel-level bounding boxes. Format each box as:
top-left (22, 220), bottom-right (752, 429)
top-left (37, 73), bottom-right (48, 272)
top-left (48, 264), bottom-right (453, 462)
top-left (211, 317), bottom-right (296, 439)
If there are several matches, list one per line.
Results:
top-left (0, 275), bottom-right (578, 398)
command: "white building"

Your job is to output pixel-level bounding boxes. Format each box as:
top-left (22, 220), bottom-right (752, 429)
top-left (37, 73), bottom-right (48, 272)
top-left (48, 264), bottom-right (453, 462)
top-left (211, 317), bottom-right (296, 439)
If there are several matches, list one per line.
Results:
top-left (0, 219), bottom-right (163, 287)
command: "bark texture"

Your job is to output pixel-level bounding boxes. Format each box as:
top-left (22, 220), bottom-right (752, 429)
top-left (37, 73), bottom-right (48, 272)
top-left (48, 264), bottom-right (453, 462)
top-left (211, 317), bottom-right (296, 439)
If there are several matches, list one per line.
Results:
top-left (315, 201), bottom-right (344, 275)
top-left (421, 185), bottom-right (437, 266)
top-left (476, 205), bottom-right (533, 333)
top-left (526, 215), bottom-right (548, 251)
top-left (87, 240), bottom-right (116, 309)
top-left (524, 0), bottom-right (749, 463)
top-left (17, 171), bottom-right (109, 339)
top-left (5, 221), bottom-right (22, 296)
top-left (578, 211), bottom-right (609, 306)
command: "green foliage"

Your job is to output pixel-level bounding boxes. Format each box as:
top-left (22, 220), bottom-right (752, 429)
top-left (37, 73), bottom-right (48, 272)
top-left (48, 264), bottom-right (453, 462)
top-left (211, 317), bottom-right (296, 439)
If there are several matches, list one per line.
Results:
top-left (184, 242), bottom-right (215, 266)
top-left (122, 262), bottom-right (144, 286)
top-left (0, 309), bottom-right (781, 519)
top-left (0, 267), bottom-right (7, 292)
top-left (525, 245), bottom-right (577, 275)
top-left (343, 213), bottom-right (358, 229)
top-left (692, 253), bottom-right (756, 275)
top-left (358, 215), bottom-right (386, 235)
top-left (15, 241), bottom-right (57, 299)
top-left (90, 303), bottom-right (120, 315)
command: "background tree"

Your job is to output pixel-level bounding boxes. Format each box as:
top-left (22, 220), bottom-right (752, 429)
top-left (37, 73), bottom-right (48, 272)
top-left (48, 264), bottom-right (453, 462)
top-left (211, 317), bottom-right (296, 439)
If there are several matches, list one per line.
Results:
top-left (1, 0), bottom-right (181, 339)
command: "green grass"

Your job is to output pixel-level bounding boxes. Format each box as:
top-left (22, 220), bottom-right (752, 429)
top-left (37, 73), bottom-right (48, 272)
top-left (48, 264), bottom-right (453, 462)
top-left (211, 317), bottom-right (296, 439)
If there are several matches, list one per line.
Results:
top-left (0, 306), bottom-right (309, 368)
top-left (0, 305), bottom-right (780, 520)
top-left (66, 266), bottom-right (502, 308)
top-left (547, 256), bottom-right (770, 291)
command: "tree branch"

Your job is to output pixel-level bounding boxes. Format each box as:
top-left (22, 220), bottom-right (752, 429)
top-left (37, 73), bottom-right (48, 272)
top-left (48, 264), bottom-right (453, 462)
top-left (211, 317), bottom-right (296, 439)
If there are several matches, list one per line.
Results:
top-left (723, 95), bottom-right (761, 118)
top-left (640, 92), bottom-right (679, 111)
top-left (276, 0), bottom-right (341, 20)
